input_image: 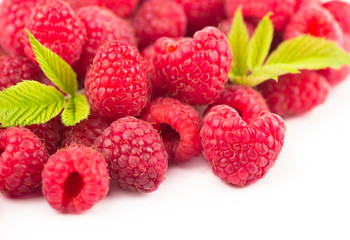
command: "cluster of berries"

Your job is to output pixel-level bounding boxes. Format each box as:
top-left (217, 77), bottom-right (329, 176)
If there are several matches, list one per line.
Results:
top-left (0, 0), bottom-right (349, 213)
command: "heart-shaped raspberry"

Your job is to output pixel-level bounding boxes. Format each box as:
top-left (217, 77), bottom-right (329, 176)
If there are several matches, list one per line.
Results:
top-left (200, 105), bottom-right (286, 186)
top-left (152, 27), bottom-right (233, 105)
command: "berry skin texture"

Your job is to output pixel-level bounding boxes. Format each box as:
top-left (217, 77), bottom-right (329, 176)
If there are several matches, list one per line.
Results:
top-left (85, 41), bottom-right (151, 120)
top-left (132, 0), bottom-right (187, 48)
top-left (257, 71), bottom-right (331, 117)
top-left (153, 27), bottom-right (233, 105)
top-left (24, 0), bottom-right (86, 66)
top-left (0, 128), bottom-right (49, 196)
top-left (323, 1), bottom-right (350, 36)
top-left (318, 66), bottom-right (350, 86)
top-left (200, 105), bottom-right (286, 187)
top-left (95, 117), bottom-right (168, 193)
top-left (42, 146), bottom-right (109, 213)
top-left (140, 97), bottom-right (202, 163)
top-left (294, 0), bottom-right (320, 11)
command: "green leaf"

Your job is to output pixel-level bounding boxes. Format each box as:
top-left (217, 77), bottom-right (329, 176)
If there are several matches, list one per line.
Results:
top-left (26, 30), bottom-right (78, 96)
top-left (61, 94), bottom-right (90, 126)
top-left (0, 81), bottom-right (65, 127)
top-left (228, 7), bottom-right (250, 76)
top-left (247, 13), bottom-right (274, 69)
top-left (231, 75), bottom-right (275, 87)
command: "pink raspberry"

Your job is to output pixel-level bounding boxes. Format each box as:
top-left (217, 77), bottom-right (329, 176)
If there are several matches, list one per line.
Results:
top-left (294, 0), bottom-right (320, 11)
top-left (140, 97), bottom-right (202, 163)
top-left (0, 127), bottom-right (49, 196)
top-left (75, 6), bottom-right (137, 79)
top-left (85, 41), bottom-right (151, 121)
top-left (153, 27), bottom-right (233, 105)
top-left (95, 117), bottom-right (168, 193)
top-left (42, 146), bottom-right (109, 213)
top-left (200, 105), bottom-right (286, 187)
top-left (0, 47), bottom-right (4, 56)
top-left (23, 0), bottom-right (86, 66)
top-left (318, 66), bottom-right (350, 86)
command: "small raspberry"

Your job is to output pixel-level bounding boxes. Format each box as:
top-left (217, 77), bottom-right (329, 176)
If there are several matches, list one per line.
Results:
top-left (85, 41), bottom-right (151, 120)
top-left (318, 66), bottom-right (350, 86)
top-left (0, 127), bottom-right (49, 196)
top-left (95, 117), bottom-right (168, 193)
top-left (294, 0), bottom-right (320, 11)
top-left (200, 105), bottom-right (286, 187)
top-left (257, 71), bottom-right (331, 117)
top-left (153, 27), bottom-right (233, 105)
top-left (23, 0), bottom-right (86, 66)
top-left (140, 97), bottom-right (202, 163)
top-left (42, 146), bottom-right (109, 213)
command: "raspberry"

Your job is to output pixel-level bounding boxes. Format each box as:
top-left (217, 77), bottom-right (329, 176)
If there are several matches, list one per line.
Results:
top-left (75, 6), bottom-right (137, 79)
top-left (85, 41), bottom-right (151, 120)
top-left (318, 66), bottom-right (350, 86)
top-left (62, 113), bottom-right (109, 147)
top-left (0, 0), bottom-right (38, 56)
top-left (132, 0), bottom-right (187, 48)
top-left (0, 127), bottom-right (49, 196)
top-left (0, 47), bottom-right (4, 56)
top-left (0, 55), bottom-right (39, 91)
top-left (42, 146), bottom-right (109, 213)
top-left (218, 19), bottom-right (256, 37)
top-left (140, 44), bottom-right (159, 97)
top-left (153, 27), bottom-right (233, 105)
top-left (294, 0), bottom-right (320, 11)
top-left (257, 71), bottom-right (331, 117)
top-left (95, 117), bottom-right (168, 193)
top-left (140, 97), bottom-right (202, 163)
top-left (225, 0), bottom-right (296, 31)
top-left (200, 105), bottom-right (286, 187)
top-left (206, 85), bottom-right (269, 121)
top-left (23, 0), bottom-right (86, 66)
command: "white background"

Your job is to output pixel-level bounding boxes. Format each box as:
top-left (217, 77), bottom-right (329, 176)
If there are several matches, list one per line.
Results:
top-left (1, 1), bottom-right (350, 240)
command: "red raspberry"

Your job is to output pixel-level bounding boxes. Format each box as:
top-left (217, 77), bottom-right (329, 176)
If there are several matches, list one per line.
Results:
top-left (318, 66), bottom-right (350, 86)
top-left (140, 44), bottom-right (159, 96)
top-left (200, 105), bottom-right (286, 187)
top-left (0, 47), bottom-right (4, 56)
top-left (218, 19), bottom-right (256, 37)
top-left (85, 41), bottom-right (151, 121)
top-left (294, 0), bottom-right (320, 11)
top-left (257, 71), bottom-right (331, 117)
top-left (62, 113), bottom-right (109, 147)
top-left (140, 97), bottom-right (202, 163)
top-left (0, 127), bottom-right (49, 196)
top-left (132, 0), bottom-right (187, 48)
top-left (225, 0), bottom-right (296, 31)
top-left (0, 0), bottom-right (38, 56)
top-left (153, 27), bottom-right (233, 105)
top-left (42, 146), bottom-right (109, 213)
top-left (23, 0), bottom-right (86, 66)
top-left (0, 55), bottom-right (38, 91)
top-left (95, 117), bottom-right (168, 193)
top-left (75, 6), bottom-right (137, 79)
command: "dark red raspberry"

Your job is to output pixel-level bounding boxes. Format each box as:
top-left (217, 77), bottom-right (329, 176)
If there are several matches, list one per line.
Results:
top-left (0, 55), bottom-right (39, 91)
top-left (42, 146), bottom-right (109, 213)
top-left (225, 0), bottom-right (296, 31)
top-left (85, 41), bottom-right (151, 121)
top-left (140, 97), bottom-right (202, 163)
top-left (218, 18), bottom-right (256, 37)
top-left (132, 0), bottom-right (187, 48)
top-left (257, 71), bottom-right (331, 117)
top-left (0, 0), bottom-right (38, 56)
top-left (294, 0), bottom-right (320, 11)
top-left (153, 27), bottom-right (233, 105)
top-left (75, 6), bottom-right (137, 79)
top-left (0, 127), bottom-right (49, 196)
top-left (200, 105), bottom-right (286, 187)
top-left (62, 113), bottom-right (109, 147)
top-left (23, 0), bottom-right (86, 66)
top-left (318, 66), bottom-right (350, 86)
top-left (95, 117), bottom-right (168, 193)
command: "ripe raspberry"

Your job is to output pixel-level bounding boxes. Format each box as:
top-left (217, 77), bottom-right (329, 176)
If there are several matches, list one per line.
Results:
top-left (0, 0), bottom-right (37, 56)
top-left (225, 0), bottom-right (296, 31)
top-left (95, 117), bottom-right (168, 193)
top-left (153, 27), bottom-right (233, 105)
top-left (257, 71), bottom-right (331, 117)
top-left (294, 0), bottom-right (320, 11)
top-left (206, 85), bottom-right (269, 121)
top-left (318, 66), bottom-right (350, 86)
top-left (0, 47), bottom-right (4, 56)
top-left (0, 127), bottom-right (49, 196)
top-left (62, 113), bottom-right (109, 147)
top-left (75, 6), bottom-right (137, 79)
top-left (218, 19), bottom-right (256, 37)
top-left (23, 0), bottom-right (86, 66)
top-left (200, 105), bottom-right (286, 187)
top-left (42, 146), bottom-right (109, 213)
top-left (0, 55), bottom-right (38, 91)
top-left (132, 0), bottom-right (187, 48)
top-left (140, 97), bottom-right (202, 163)
top-left (140, 44), bottom-right (159, 96)
top-left (85, 41), bottom-right (151, 120)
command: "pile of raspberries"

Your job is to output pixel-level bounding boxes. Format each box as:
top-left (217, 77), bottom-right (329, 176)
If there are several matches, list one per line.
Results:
top-left (0, 0), bottom-right (349, 213)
